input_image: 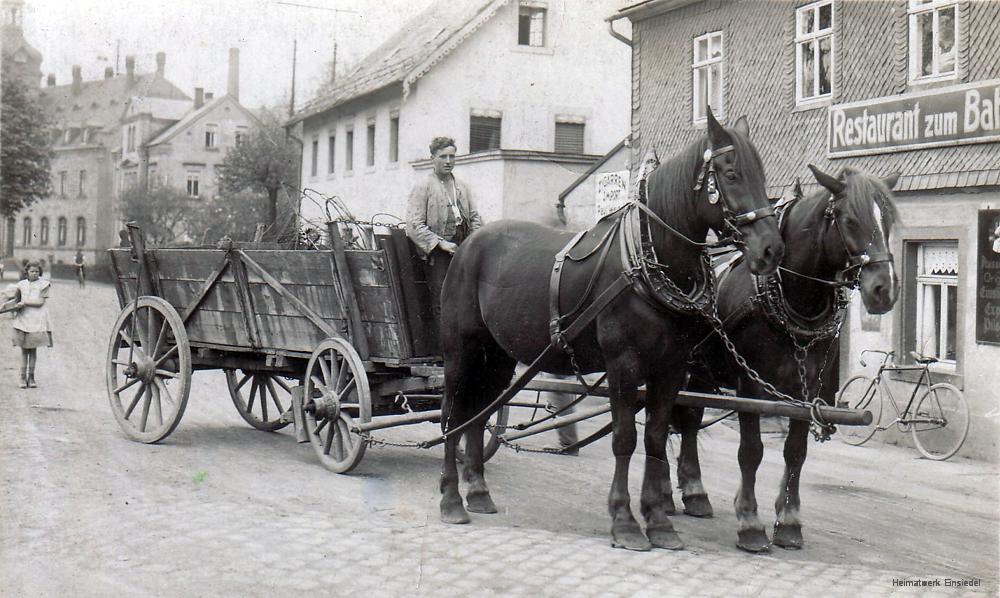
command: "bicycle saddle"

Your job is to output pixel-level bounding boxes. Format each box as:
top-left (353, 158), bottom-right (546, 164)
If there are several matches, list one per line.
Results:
top-left (909, 351), bottom-right (938, 364)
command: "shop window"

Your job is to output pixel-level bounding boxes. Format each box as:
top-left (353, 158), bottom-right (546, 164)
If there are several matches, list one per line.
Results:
top-left (518, 2), bottom-right (546, 47)
top-left (908, 0), bottom-right (957, 83)
top-left (76, 217), bottom-right (86, 246)
top-left (470, 115), bottom-right (502, 153)
top-left (39, 217), bottom-right (49, 246)
top-left (905, 241), bottom-right (959, 368)
top-left (57, 217), bottom-right (67, 246)
top-left (795, 0), bottom-right (833, 104)
top-left (22, 217), bottom-right (31, 246)
top-left (692, 31), bottom-right (724, 123)
top-left (554, 120), bottom-right (585, 153)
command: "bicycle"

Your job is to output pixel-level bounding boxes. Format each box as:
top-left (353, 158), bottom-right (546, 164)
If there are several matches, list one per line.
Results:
top-left (837, 349), bottom-right (969, 460)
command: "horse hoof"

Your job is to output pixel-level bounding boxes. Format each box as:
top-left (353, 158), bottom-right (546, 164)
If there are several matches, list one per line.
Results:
top-left (611, 529), bottom-right (652, 552)
top-left (682, 494), bottom-right (714, 518)
top-left (466, 492), bottom-right (498, 514)
top-left (736, 529), bottom-right (771, 553)
top-left (647, 527), bottom-right (684, 551)
top-left (772, 524), bottom-right (803, 550)
top-left (440, 502), bottom-right (471, 525)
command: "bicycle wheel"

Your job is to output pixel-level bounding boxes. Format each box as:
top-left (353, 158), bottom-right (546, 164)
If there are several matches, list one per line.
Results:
top-left (910, 383), bottom-right (968, 461)
top-left (837, 375), bottom-right (882, 446)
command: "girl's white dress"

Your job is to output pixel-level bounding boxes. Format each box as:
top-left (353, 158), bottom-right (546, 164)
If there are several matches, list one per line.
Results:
top-left (3, 278), bottom-right (53, 348)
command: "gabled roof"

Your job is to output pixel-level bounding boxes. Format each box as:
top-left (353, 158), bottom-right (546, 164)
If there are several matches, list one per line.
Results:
top-left (147, 94), bottom-right (261, 147)
top-left (125, 96), bottom-right (193, 122)
top-left (288, 0), bottom-right (511, 125)
top-left (41, 72), bottom-right (190, 132)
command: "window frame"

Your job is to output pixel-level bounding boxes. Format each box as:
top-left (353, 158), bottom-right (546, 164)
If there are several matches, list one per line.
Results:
top-left (914, 241), bottom-right (959, 368)
top-left (204, 123), bottom-right (218, 149)
top-left (57, 217), bottom-right (67, 247)
top-left (366, 118), bottom-right (376, 169)
top-left (78, 169), bottom-right (87, 197)
top-left (907, 0), bottom-right (959, 84)
top-left (517, 2), bottom-right (547, 48)
top-left (39, 217), bottom-right (49, 246)
top-left (186, 171), bottom-right (200, 198)
top-left (691, 31), bottom-right (725, 124)
top-left (388, 113), bottom-right (400, 164)
top-left (22, 217), bottom-right (31, 246)
top-left (75, 216), bottom-right (86, 247)
top-left (345, 127), bottom-right (355, 173)
top-left (794, 0), bottom-right (834, 106)
top-left (58, 171), bottom-right (66, 198)
top-left (470, 112), bottom-right (502, 153)
top-left (310, 137), bottom-right (319, 177)
top-left (895, 228), bottom-right (965, 387)
top-left (327, 133), bottom-right (336, 174)
top-left (554, 118), bottom-right (585, 154)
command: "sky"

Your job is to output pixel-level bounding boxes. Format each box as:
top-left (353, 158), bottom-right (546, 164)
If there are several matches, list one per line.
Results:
top-left (22, 0), bottom-right (435, 110)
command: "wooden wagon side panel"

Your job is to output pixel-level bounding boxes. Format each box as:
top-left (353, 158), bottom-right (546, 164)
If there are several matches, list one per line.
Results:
top-left (344, 250), bottom-right (407, 360)
top-left (240, 250), bottom-right (348, 353)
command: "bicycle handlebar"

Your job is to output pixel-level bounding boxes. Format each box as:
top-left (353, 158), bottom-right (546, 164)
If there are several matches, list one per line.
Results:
top-left (860, 349), bottom-right (894, 368)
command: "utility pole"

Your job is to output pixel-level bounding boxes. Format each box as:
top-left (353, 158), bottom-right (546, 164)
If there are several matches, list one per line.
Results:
top-left (274, 1), bottom-right (359, 117)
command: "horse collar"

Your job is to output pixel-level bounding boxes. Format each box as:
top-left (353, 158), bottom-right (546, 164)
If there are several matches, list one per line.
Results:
top-left (754, 272), bottom-right (848, 342)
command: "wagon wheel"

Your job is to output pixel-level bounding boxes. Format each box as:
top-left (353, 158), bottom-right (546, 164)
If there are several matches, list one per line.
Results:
top-left (457, 405), bottom-right (509, 464)
top-left (225, 370), bottom-right (294, 431)
top-left (302, 337), bottom-right (371, 473)
top-left (106, 296), bottom-right (191, 443)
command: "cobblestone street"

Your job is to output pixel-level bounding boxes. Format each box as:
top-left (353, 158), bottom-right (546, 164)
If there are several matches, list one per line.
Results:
top-left (1, 280), bottom-right (997, 597)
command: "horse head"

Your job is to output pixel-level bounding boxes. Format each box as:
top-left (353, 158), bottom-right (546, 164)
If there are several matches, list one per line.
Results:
top-left (808, 164), bottom-right (901, 314)
top-left (702, 107), bottom-right (783, 274)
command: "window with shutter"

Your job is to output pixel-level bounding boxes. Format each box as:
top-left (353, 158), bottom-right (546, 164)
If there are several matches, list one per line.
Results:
top-left (554, 122), bottom-right (585, 153)
top-left (470, 116), bottom-right (501, 153)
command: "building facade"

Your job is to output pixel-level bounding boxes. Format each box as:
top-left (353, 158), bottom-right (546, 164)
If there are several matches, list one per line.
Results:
top-left (12, 55), bottom-right (190, 269)
top-left (615, 0), bottom-right (1000, 460)
top-left (290, 0), bottom-right (630, 230)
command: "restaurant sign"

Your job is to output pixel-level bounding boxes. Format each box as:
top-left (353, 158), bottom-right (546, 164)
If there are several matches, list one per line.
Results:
top-left (828, 79), bottom-right (1000, 157)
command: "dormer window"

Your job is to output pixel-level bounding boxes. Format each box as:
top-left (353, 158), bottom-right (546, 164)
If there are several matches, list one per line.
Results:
top-left (518, 2), bottom-right (547, 47)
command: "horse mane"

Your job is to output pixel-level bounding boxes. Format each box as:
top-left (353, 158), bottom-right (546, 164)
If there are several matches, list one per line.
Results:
top-left (837, 166), bottom-right (899, 233)
top-left (644, 125), bottom-right (767, 233)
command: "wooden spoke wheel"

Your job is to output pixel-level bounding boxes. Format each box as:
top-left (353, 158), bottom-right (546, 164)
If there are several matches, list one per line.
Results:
top-left (302, 337), bottom-right (371, 473)
top-left (106, 296), bottom-right (191, 443)
top-left (225, 370), bottom-right (295, 431)
top-left (457, 405), bottom-right (509, 464)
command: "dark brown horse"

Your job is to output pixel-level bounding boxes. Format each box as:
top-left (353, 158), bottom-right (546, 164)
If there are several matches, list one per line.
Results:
top-left (437, 109), bottom-right (784, 551)
top-left (675, 165), bottom-right (900, 552)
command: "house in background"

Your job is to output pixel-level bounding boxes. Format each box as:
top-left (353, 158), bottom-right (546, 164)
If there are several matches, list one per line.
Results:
top-left (14, 53), bottom-right (189, 268)
top-left (288, 0), bottom-right (631, 230)
top-left (117, 49), bottom-right (260, 207)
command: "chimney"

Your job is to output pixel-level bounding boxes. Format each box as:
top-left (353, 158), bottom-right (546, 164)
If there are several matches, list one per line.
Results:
top-left (46, 73), bottom-right (55, 87)
top-left (194, 87), bottom-right (204, 109)
top-left (156, 51), bottom-right (165, 76)
top-left (125, 55), bottom-right (135, 85)
top-left (204, 91), bottom-right (214, 102)
top-left (72, 65), bottom-right (82, 94)
top-left (227, 47), bottom-right (239, 100)
top-left (104, 66), bottom-right (114, 79)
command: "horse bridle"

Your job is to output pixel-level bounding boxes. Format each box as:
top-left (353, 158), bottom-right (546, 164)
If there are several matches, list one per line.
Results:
top-left (693, 145), bottom-right (776, 243)
top-left (823, 193), bottom-right (894, 286)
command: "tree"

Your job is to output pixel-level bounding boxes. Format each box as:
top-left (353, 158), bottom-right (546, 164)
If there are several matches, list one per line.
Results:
top-left (121, 186), bottom-right (197, 247)
top-left (0, 74), bottom-right (52, 217)
top-left (216, 108), bottom-right (300, 239)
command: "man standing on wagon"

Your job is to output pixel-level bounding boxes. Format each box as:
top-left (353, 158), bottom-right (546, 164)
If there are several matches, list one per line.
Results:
top-left (405, 136), bottom-right (482, 315)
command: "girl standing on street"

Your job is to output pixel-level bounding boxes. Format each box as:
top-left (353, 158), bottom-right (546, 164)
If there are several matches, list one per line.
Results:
top-left (2, 261), bottom-right (53, 388)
